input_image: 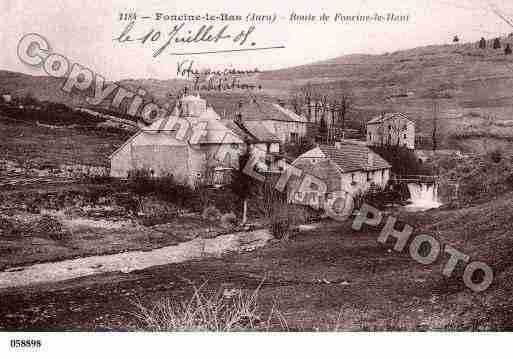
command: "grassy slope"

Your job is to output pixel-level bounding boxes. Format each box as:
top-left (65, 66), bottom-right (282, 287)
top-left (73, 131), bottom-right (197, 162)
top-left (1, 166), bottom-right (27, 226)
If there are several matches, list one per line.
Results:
top-left (0, 70), bottom-right (277, 120)
top-left (1, 193), bottom-right (512, 330)
top-left (0, 115), bottom-right (128, 167)
top-left (3, 35), bottom-right (513, 141)
top-left (260, 38), bottom-right (513, 148)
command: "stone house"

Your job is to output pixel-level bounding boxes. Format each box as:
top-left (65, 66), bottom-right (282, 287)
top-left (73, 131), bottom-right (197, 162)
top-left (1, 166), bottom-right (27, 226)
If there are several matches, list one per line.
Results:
top-left (110, 95), bottom-right (244, 187)
top-left (366, 113), bottom-right (415, 149)
top-left (291, 140), bottom-right (392, 202)
top-left (223, 117), bottom-right (283, 173)
top-left (235, 99), bottom-right (316, 143)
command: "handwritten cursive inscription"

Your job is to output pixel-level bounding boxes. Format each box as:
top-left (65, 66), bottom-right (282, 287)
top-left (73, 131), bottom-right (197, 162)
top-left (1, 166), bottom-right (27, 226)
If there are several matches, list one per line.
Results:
top-left (114, 21), bottom-right (266, 57)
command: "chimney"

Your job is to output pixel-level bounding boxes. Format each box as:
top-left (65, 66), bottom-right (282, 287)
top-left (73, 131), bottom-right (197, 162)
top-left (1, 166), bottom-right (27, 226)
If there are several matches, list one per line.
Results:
top-left (368, 152), bottom-right (374, 167)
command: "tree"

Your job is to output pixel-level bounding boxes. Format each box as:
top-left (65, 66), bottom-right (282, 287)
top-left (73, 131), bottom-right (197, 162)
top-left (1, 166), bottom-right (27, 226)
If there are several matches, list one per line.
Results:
top-left (335, 91), bottom-right (352, 134)
top-left (20, 92), bottom-right (38, 106)
top-left (318, 116), bottom-right (328, 142)
top-left (505, 44), bottom-right (512, 55)
top-left (493, 37), bottom-right (501, 49)
top-left (427, 88), bottom-right (439, 151)
top-left (319, 93), bottom-right (329, 131)
top-left (479, 37), bottom-right (487, 49)
top-left (432, 99), bottom-right (439, 151)
top-left (290, 90), bottom-right (303, 115)
top-left (297, 82), bottom-right (314, 121)
top-left (376, 113), bottom-right (386, 146)
top-left (230, 152), bottom-right (253, 224)
top-left (453, 35), bottom-right (460, 43)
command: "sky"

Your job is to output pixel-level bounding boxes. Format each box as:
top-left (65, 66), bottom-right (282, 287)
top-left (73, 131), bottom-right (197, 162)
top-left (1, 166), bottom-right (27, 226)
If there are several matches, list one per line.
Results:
top-left (2, 0), bottom-right (513, 81)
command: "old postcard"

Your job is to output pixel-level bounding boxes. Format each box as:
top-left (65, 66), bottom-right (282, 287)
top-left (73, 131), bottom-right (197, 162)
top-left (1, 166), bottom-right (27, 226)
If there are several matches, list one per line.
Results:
top-left (1, 0), bottom-right (513, 356)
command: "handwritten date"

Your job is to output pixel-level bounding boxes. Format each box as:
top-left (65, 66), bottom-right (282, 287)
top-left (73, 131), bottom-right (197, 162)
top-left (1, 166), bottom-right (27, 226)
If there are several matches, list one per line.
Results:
top-left (114, 21), bottom-right (256, 57)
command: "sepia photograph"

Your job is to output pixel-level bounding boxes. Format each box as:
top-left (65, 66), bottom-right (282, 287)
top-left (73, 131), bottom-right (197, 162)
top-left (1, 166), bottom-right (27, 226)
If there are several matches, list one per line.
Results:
top-left (1, 0), bottom-right (513, 356)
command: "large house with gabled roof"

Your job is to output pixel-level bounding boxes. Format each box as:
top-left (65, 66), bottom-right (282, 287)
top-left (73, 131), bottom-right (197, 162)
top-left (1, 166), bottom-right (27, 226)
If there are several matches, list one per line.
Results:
top-left (291, 140), bottom-right (392, 198)
top-left (366, 112), bottom-right (415, 149)
top-left (234, 99), bottom-right (316, 143)
top-left (110, 94), bottom-right (244, 187)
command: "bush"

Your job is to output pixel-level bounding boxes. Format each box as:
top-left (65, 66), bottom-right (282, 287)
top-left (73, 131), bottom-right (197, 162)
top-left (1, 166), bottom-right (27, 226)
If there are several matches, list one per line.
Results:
top-left (35, 215), bottom-right (68, 240)
top-left (128, 170), bottom-right (194, 208)
top-left (220, 212), bottom-right (238, 229)
top-left (506, 172), bottom-right (513, 189)
top-left (202, 205), bottom-right (222, 222)
top-left (352, 184), bottom-right (392, 210)
top-left (268, 202), bottom-right (297, 240)
top-left (128, 168), bottom-right (154, 195)
top-left (152, 173), bottom-right (194, 206)
top-left (270, 216), bottom-right (291, 240)
top-left (488, 149), bottom-right (502, 163)
top-left (131, 283), bottom-right (272, 331)
top-left (0, 216), bottom-right (23, 238)
top-left (370, 146), bottom-right (431, 176)
top-left (115, 194), bottom-right (141, 216)
top-left (283, 138), bottom-right (315, 159)
top-left (138, 197), bottom-right (180, 226)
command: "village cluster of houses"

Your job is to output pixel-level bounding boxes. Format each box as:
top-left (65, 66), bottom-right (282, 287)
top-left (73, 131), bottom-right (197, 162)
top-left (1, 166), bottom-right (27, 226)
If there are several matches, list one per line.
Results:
top-left (110, 94), bottom-right (416, 200)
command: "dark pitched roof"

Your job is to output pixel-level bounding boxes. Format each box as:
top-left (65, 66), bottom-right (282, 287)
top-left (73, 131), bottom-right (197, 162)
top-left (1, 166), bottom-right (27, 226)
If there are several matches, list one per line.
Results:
top-left (222, 120), bottom-right (254, 143)
top-left (240, 121), bottom-right (280, 143)
top-left (235, 100), bottom-right (308, 123)
top-left (318, 143), bottom-right (391, 172)
top-left (223, 120), bottom-right (280, 144)
top-left (367, 112), bottom-right (412, 125)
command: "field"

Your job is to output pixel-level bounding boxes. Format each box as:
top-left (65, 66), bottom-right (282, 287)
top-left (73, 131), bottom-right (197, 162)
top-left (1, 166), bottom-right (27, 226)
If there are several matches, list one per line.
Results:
top-left (0, 128), bottom-right (511, 330)
top-left (1, 191), bottom-right (513, 330)
top-left (0, 114), bottom-right (128, 168)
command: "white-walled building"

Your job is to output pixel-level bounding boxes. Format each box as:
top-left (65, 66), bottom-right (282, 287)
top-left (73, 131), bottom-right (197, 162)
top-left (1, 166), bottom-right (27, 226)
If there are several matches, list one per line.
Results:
top-left (110, 95), bottom-right (244, 187)
top-left (291, 140), bottom-right (392, 201)
top-left (235, 99), bottom-right (316, 143)
top-left (366, 113), bottom-right (415, 149)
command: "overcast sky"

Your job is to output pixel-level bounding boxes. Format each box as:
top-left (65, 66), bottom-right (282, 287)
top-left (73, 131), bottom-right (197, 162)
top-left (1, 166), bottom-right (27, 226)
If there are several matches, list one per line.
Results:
top-left (2, 0), bottom-right (513, 80)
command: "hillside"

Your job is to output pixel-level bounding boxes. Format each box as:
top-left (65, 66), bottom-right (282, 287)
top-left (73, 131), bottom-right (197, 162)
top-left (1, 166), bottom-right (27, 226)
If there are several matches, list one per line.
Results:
top-left (259, 37), bottom-right (513, 150)
top-left (0, 70), bottom-right (276, 120)
top-left (3, 36), bottom-right (513, 152)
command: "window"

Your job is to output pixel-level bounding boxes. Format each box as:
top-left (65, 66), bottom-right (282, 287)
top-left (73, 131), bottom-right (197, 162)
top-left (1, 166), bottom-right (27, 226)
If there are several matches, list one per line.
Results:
top-left (367, 172), bottom-right (372, 182)
top-left (351, 173), bottom-right (356, 185)
top-left (290, 132), bottom-right (299, 143)
top-left (404, 133), bottom-right (407, 139)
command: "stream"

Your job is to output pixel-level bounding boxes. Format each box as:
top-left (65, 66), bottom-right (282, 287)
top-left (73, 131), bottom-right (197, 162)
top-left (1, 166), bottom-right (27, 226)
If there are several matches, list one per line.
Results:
top-left (0, 229), bottom-right (272, 289)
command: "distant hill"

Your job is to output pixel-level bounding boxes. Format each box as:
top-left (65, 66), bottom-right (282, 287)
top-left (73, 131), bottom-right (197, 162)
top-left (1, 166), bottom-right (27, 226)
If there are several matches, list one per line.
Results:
top-left (0, 70), bottom-right (275, 119)
top-left (0, 70), bottom-right (191, 107)
top-left (257, 35), bottom-right (513, 149)
top-left (3, 35), bottom-right (513, 151)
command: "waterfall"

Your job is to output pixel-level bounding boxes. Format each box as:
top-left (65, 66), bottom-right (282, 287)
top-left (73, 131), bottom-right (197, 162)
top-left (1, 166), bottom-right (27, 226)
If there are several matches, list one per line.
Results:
top-left (406, 183), bottom-right (442, 211)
